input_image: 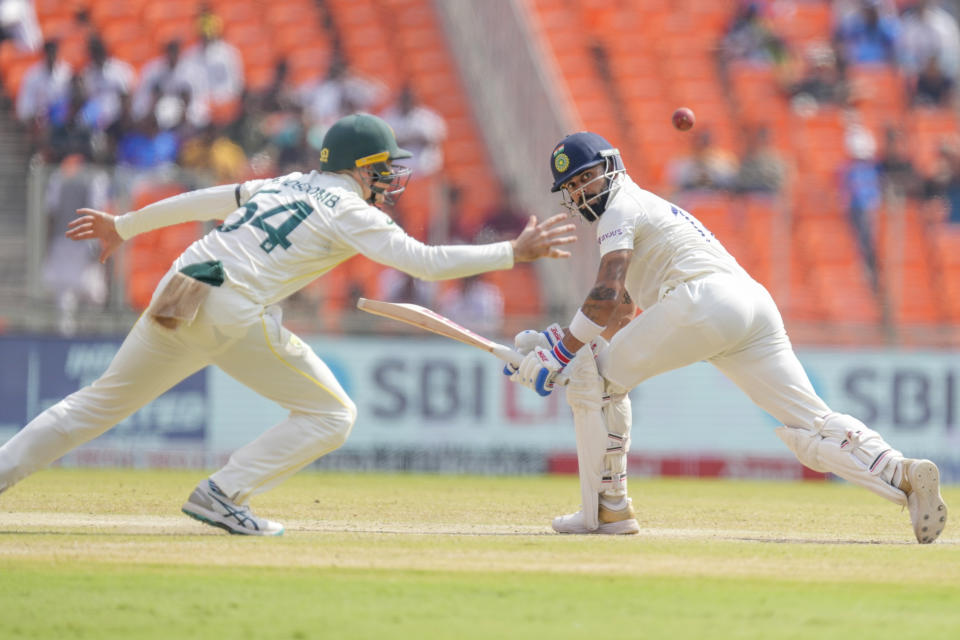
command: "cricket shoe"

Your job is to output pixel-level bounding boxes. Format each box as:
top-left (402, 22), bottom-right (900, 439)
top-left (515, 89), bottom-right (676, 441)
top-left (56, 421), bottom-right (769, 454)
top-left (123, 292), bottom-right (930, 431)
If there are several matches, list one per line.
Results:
top-left (181, 479), bottom-right (284, 536)
top-left (552, 499), bottom-right (640, 535)
top-left (900, 459), bottom-right (947, 544)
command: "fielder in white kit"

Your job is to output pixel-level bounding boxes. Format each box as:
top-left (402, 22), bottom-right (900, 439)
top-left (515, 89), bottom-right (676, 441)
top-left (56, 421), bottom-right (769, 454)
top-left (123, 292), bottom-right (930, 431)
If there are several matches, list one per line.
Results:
top-left (0, 113), bottom-right (576, 535)
top-left (508, 131), bottom-right (948, 543)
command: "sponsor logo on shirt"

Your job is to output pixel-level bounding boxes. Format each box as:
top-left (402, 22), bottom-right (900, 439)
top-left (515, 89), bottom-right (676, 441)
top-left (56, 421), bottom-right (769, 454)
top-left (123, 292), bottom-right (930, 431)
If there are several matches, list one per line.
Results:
top-left (598, 228), bottom-right (625, 244)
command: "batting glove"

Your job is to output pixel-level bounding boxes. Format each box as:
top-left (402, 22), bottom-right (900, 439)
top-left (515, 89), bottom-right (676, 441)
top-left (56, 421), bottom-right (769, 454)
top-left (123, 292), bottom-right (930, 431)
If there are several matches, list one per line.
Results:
top-left (503, 323), bottom-right (564, 376)
top-left (513, 341), bottom-right (574, 396)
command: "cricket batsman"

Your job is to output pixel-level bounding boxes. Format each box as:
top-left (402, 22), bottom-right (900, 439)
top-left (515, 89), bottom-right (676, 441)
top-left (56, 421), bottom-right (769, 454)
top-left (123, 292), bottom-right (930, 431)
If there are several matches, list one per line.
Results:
top-left (508, 131), bottom-right (947, 543)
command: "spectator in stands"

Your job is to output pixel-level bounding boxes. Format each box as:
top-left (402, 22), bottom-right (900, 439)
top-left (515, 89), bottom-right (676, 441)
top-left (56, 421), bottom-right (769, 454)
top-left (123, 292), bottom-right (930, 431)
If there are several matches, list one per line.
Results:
top-left (133, 39), bottom-right (210, 130)
top-left (834, 0), bottom-right (901, 66)
top-left (380, 85), bottom-right (447, 241)
top-left (441, 182), bottom-right (469, 243)
top-left (231, 59), bottom-right (299, 160)
top-left (182, 9), bottom-right (243, 123)
top-left (922, 137), bottom-right (960, 224)
top-left (267, 107), bottom-right (308, 173)
top-left (0, 0), bottom-right (41, 54)
top-left (718, 1), bottom-right (789, 67)
top-left (41, 153), bottom-right (109, 335)
top-left (787, 42), bottom-right (850, 115)
top-left (253, 58), bottom-right (298, 114)
top-left (179, 123), bottom-right (248, 186)
top-left (380, 85), bottom-right (446, 178)
top-left (115, 106), bottom-right (181, 171)
top-left (877, 124), bottom-right (921, 199)
top-left (841, 123), bottom-right (883, 286)
top-left (46, 75), bottom-right (96, 161)
top-left (81, 35), bottom-right (136, 133)
top-left (667, 130), bottom-right (739, 194)
top-left (734, 124), bottom-right (787, 195)
top-left (299, 52), bottom-right (385, 134)
top-left (15, 39), bottom-right (71, 132)
top-left (376, 268), bottom-right (436, 308)
top-left (437, 274), bottom-right (504, 338)
top-left (898, 0), bottom-right (960, 84)
top-left (475, 181), bottom-right (532, 244)
top-left (910, 54), bottom-right (955, 107)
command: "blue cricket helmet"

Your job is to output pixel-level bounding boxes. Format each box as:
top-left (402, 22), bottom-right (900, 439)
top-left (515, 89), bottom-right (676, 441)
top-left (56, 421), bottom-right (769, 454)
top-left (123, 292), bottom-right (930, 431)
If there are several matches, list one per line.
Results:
top-left (550, 131), bottom-right (625, 221)
top-left (550, 132), bottom-right (617, 192)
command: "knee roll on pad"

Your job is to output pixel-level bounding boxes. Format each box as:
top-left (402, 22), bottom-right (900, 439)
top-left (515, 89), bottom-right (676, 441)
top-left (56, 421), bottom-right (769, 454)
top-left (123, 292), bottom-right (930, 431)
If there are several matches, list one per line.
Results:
top-left (775, 413), bottom-right (906, 505)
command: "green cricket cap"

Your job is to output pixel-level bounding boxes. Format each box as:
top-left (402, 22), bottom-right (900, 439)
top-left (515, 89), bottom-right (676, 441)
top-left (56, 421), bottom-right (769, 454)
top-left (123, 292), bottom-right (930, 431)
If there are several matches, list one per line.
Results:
top-left (319, 113), bottom-right (413, 172)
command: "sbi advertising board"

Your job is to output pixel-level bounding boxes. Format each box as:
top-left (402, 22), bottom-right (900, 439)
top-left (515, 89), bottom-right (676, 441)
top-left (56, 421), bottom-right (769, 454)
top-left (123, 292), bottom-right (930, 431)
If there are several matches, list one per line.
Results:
top-left (1, 335), bottom-right (958, 480)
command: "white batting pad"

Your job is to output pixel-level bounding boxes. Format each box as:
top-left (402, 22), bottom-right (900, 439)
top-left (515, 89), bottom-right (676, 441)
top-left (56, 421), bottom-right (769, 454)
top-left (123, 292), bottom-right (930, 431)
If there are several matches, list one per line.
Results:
top-left (776, 413), bottom-right (906, 506)
top-left (601, 392), bottom-right (632, 505)
top-left (565, 346), bottom-right (622, 531)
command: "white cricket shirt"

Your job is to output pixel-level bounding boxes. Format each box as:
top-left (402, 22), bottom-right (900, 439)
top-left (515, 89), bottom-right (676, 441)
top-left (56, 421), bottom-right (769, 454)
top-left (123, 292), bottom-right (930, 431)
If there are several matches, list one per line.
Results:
top-left (594, 175), bottom-right (747, 310)
top-left (117, 171), bottom-right (514, 306)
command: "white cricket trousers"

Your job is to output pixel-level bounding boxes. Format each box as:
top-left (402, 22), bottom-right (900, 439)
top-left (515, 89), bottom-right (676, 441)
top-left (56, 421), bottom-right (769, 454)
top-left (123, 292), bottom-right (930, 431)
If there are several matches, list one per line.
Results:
top-left (599, 273), bottom-right (831, 430)
top-left (0, 282), bottom-right (356, 504)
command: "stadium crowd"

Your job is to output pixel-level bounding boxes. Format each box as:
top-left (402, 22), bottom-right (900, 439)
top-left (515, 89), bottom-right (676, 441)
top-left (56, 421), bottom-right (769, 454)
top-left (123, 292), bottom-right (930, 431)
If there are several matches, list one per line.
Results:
top-left (2, 0), bottom-right (960, 336)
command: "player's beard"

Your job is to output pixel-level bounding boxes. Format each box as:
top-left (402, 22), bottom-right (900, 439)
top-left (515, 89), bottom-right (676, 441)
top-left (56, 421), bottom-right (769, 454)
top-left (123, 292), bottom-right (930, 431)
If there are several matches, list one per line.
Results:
top-left (577, 183), bottom-right (610, 222)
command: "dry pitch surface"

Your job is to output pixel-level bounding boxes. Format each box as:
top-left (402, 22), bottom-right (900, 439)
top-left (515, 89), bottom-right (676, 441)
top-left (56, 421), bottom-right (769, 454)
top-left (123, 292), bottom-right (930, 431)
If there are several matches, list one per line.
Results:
top-left (1, 469), bottom-right (959, 639)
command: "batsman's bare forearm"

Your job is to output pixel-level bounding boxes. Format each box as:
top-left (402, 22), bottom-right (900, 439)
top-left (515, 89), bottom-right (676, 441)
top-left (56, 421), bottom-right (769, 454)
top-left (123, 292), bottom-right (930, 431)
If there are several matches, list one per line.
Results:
top-left (560, 249), bottom-right (632, 353)
top-left (602, 294), bottom-right (636, 340)
top-left (582, 249), bottom-right (632, 325)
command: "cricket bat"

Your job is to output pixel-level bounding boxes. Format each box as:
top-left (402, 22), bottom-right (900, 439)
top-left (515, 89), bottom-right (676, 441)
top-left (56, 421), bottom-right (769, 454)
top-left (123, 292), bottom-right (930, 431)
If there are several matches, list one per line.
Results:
top-left (356, 297), bottom-right (569, 386)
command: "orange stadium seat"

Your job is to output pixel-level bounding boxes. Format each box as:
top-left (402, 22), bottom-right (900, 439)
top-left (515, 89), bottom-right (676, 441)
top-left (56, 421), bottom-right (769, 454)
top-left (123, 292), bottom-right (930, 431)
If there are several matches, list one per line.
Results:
top-left (34, 0), bottom-right (72, 18)
top-left (933, 230), bottom-right (960, 321)
top-left (124, 183), bottom-right (194, 310)
top-left (35, 13), bottom-right (74, 39)
top-left (887, 265), bottom-right (941, 326)
top-left (150, 19), bottom-right (199, 50)
top-left (0, 41), bottom-right (40, 98)
top-left (126, 267), bottom-right (166, 310)
top-left (244, 61), bottom-right (276, 92)
top-left (873, 205), bottom-right (944, 326)
top-left (209, 1), bottom-right (258, 25)
top-left (848, 66), bottom-right (906, 123)
top-left (687, 1), bottom-right (732, 36)
top-left (287, 43), bottom-right (333, 87)
top-left (1, 58), bottom-right (36, 99)
top-left (272, 20), bottom-right (322, 57)
top-left (798, 216), bottom-right (862, 260)
top-left (90, 0), bottom-right (144, 23)
top-left (141, 0), bottom-right (201, 24)
top-left (100, 16), bottom-right (144, 50)
top-left (126, 220), bottom-right (204, 310)
top-left (112, 38), bottom-right (155, 70)
top-left (906, 108), bottom-right (960, 174)
top-left (782, 269), bottom-right (829, 325)
top-left (56, 33), bottom-right (89, 70)
top-left (224, 21), bottom-right (274, 63)
top-left (484, 264), bottom-right (541, 321)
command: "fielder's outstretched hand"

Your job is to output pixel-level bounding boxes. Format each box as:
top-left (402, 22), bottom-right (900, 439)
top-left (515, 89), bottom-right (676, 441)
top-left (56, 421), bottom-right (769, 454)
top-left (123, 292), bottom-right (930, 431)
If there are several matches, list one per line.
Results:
top-left (511, 214), bottom-right (576, 262)
top-left (66, 208), bottom-right (124, 264)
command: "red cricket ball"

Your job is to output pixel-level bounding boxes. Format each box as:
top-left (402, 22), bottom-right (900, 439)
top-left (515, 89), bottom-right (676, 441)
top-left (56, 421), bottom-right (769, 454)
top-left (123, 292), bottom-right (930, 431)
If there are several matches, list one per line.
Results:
top-left (672, 107), bottom-right (695, 131)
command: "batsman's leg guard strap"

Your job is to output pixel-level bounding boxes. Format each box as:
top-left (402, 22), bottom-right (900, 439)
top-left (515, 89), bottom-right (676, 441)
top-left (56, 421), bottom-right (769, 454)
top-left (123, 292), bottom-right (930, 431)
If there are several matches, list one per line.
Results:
top-left (775, 413), bottom-right (906, 506)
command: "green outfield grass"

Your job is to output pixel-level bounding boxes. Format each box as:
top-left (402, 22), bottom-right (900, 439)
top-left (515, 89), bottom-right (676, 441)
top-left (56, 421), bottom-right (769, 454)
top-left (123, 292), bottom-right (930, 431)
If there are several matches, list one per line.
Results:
top-left (1, 469), bottom-right (958, 639)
